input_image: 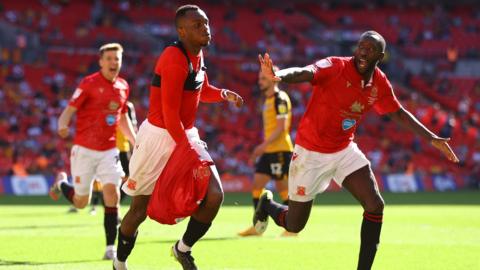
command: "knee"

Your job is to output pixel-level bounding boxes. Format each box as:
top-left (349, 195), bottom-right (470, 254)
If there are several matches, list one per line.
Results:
top-left (363, 196), bottom-right (384, 214)
top-left (74, 201), bottom-right (88, 209)
top-left (205, 190), bottom-right (224, 209)
top-left (130, 205), bottom-right (147, 223)
top-left (73, 196), bottom-right (89, 209)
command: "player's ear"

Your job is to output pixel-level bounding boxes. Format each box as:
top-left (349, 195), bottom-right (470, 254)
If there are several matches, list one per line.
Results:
top-left (378, 52), bottom-right (385, 62)
top-left (177, 26), bottom-right (186, 39)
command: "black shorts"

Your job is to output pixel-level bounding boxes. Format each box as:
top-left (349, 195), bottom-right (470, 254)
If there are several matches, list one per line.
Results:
top-left (119, 151), bottom-right (130, 177)
top-left (255, 151), bottom-right (292, 180)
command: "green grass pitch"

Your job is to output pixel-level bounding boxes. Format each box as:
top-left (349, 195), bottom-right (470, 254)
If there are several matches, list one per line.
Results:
top-left (1, 192), bottom-right (479, 270)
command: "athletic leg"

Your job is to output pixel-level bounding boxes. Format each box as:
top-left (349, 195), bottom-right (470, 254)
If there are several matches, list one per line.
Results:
top-left (172, 166), bottom-right (223, 270)
top-left (238, 173), bottom-right (270, 237)
top-left (115, 195), bottom-right (150, 264)
top-left (342, 165), bottom-right (384, 270)
top-left (102, 183), bottom-right (120, 260)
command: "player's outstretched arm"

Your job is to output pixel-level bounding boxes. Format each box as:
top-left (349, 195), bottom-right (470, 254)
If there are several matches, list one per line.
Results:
top-left (57, 105), bottom-right (77, 138)
top-left (387, 107), bottom-right (459, 163)
top-left (258, 53), bottom-right (313, 84)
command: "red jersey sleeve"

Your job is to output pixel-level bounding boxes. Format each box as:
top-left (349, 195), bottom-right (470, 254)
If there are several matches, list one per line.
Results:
top-left (373, 73), bottom-right (402, 115)
top-left (160, 60), bottom-right (190, 144)
top-left (68, 79), bottom-right (89, 109)
top-left (309, 57), bottom-right (343, 86)
top-left (200, 73), bottom-right (223, 103)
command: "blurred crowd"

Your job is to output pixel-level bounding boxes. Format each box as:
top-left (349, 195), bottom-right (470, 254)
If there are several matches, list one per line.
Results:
top-left (0, 0), bottom-right (479, 189)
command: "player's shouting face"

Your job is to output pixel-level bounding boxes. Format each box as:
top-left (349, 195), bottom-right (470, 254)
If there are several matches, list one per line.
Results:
top-left (99, 49), bottom-right (122, 81)
top-left (178, 9), bottom-right (211, 47)
top-left (353, 36), bottom-right (384, 75)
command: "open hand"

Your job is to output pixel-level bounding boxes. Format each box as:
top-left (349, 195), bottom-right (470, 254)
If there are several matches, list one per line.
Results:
top-left (258, 53), bottom-right (281, 82)
top-left (431, 137), bottom-right (459, 163)
top-left (223, 90), bottom-right (244, 108)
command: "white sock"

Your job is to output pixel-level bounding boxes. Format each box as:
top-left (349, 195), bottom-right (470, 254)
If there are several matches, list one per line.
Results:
top-left (114, 258), bottom-right (127, 269)
top-left (106, 245), bottom-right (115, 252)
top-left (177, 239), bottom-right (191, 253)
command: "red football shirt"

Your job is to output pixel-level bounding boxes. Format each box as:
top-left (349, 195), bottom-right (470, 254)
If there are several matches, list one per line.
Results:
top-left (69, 72), bottom-right (129, 151)
top-left (296, 57), bottom-right (401, 153)
top-left (147, 46), bottom-right (223, 144)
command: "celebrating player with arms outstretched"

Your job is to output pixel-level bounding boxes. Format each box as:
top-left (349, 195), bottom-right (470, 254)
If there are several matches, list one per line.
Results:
top-left (254, 31), bottom-right (459, 270)
top-left (113, 5), bottom-right (243, 270)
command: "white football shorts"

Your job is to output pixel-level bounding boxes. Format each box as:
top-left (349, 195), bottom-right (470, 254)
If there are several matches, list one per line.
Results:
top-left (70, 145), bottom-right (124, 196)
top-left (288, 142), bottom-right (370, 202)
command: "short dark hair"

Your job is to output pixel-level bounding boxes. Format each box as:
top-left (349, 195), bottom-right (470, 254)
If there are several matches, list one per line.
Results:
top-left (360, 31), bottom-right (386, 53)
top-left (175, 4), bottom-right (200, 28)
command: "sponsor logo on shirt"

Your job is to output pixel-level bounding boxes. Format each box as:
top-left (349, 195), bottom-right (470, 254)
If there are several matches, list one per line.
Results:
top-left (193, 165), bottom-right (211, 181)
top-left (292, 152), bottom-right (298, 161)
top-left (105, 114), bottom-right (116, 126)
top-left (342, 118), bottom-right (356, 130)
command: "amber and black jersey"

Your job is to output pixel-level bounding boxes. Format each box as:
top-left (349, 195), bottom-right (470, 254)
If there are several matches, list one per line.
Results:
top-left (262, 90), bottom-right (293, 153)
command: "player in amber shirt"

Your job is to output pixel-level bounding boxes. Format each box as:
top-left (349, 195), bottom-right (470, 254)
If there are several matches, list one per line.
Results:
top-left (114, 5), bottom-right (243, 270)
top-left (254, 31), bottom-right (459, 270)
top-left (238, 67), bottom-right (294, 237)
top-left (49, 43), bottom-right (136, 260)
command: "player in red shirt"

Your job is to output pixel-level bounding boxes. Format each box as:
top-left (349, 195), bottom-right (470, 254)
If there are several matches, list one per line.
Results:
top-left (113, 5), bottom-right (243, 270)
top-left (254, 31), bottom-right (459, 270)
top-left (49, 43), bottom-right (136, 260)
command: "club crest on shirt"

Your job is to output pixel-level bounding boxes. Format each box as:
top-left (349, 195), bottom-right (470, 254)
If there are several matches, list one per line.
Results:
top-left (342, 118), bottom-right (356, 130)
top-left (296, 186), bottom-right (306, 196)
top-left (346, 81), bottom-right (352, 88)
top-left (278, 104), bottom-right (287, 114)
top-left (98, 87), bottom-right (104, 93)
top-left (350, 101), bottom-right (364, 113)
top-left (108, 101), bottom-right (120, 111)
top-left (368, 86), bottom-right (378, 105)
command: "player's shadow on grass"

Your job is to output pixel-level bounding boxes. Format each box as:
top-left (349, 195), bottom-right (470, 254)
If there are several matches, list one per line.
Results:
top-left (0, 259), bottom-right (103, 266)
top-left (0, 223), bottom-right (96, 231)
top-left (137, 236), bottom-right (237, 246)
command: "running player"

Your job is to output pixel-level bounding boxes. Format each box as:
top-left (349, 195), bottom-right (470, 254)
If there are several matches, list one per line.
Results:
top-left (90, 101), bottom-right (137, 212)
top-left (254, 31), bottom-right (459, 270)
top-left (113, 5), bottom-right (243, 270)
top-left (238, 67), bottom-right (294, 237)
top-left (49, 43), bottom-right (136, 260)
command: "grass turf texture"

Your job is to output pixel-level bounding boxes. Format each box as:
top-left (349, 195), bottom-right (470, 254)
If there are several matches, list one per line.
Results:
top-left (0, 191), bottom-right (479, 270)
